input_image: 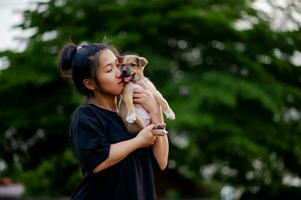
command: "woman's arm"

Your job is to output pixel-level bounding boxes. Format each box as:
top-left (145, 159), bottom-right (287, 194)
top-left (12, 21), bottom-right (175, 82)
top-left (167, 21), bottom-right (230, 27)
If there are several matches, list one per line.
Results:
top-left (133, 89), bottom-right (169, 171)
top-left (93, 124), bottom-right (156, 173)
top-left (150, 107), bottom-right (169, 170)
top-left (153, 135), bottom-right (169, 170)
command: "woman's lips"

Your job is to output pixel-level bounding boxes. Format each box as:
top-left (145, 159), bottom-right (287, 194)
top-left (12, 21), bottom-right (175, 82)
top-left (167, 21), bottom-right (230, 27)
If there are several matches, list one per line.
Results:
top-left (118, 79), bottom-right (124, 84)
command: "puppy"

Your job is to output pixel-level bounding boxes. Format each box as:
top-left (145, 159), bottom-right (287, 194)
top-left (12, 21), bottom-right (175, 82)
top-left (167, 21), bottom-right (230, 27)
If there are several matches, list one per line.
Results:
top-left (117, 55), bottom-right (175, 136)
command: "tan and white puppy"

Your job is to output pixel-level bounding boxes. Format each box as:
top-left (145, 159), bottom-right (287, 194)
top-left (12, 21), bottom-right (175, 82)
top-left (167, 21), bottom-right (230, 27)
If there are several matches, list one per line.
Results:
top-left (117, 55), bottom-right (175, 136)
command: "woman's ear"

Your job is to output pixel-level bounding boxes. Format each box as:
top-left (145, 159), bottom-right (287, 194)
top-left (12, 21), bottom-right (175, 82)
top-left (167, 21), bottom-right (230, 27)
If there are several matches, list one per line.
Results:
top-left (83, 79), bottom-right (96, 90)
top-left (137, 57), bottom-right (148, 67)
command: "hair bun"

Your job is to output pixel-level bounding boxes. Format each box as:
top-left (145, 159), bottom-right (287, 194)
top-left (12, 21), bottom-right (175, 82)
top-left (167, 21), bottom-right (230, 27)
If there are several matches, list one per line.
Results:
top-left (58, 43), bottom-right (77, 81)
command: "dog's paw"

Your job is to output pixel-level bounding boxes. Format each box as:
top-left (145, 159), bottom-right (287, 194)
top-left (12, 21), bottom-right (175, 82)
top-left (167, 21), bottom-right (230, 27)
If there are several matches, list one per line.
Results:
top-left (164, 110), bottom-right (175, 120)
top-left (155, 123), bottom-right (166, 130)
top-left (152, 129), bottom-right (168, 136)
top-left (126, 113), bottom-right (136, 124)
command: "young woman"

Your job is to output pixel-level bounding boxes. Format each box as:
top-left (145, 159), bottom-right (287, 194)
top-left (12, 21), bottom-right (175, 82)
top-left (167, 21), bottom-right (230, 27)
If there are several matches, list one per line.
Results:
top-left (58, 43), bottom-right (169, 200)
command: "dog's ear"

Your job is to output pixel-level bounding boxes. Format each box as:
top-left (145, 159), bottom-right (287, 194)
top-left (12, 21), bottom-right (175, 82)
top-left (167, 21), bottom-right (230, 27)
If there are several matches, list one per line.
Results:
top-left (117, 55), bottom-right (124, 63)
top-left (137, 57), bottom-right (148, 67)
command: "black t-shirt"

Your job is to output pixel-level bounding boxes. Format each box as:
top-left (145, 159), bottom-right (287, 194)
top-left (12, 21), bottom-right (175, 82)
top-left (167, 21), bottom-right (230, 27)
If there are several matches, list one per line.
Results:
top-left (70, 104), bottom-right (160, 200)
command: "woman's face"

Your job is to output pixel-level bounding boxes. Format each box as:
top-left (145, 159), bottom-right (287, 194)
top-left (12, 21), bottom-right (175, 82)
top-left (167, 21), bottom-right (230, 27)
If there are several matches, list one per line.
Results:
top-left (95, 49), bottom-right (124, 96)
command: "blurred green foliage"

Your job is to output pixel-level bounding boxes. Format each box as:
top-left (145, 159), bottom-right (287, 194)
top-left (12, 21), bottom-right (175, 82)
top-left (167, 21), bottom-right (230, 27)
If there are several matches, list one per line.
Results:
top-left (0, 0), bottom-right (301, 198)
top-left (20, 148), bottom-right (81, 196)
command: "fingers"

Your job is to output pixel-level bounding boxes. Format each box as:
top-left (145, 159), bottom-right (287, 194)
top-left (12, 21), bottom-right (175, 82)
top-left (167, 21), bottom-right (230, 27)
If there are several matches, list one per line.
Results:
top-left (134, 88), bottom-right (153, 96)
top-left (133, 91), bottom-right (153, 104)
top-left (146, 124), bottom-right (156, 146)
top-left (147, 125), bottom-right (156, 143)
top-left (133, 91), bottom-right (149, 98)
top-left (146, 124), bottom-right (155, 130)
top-left (132, 92), bottom-right (147, 104)
top-left (134, 87), bottom-right (144, 93)
top-left (151, 136), bottom-right (157, 145)
top-left (133, 93), bottom-right (144, 99)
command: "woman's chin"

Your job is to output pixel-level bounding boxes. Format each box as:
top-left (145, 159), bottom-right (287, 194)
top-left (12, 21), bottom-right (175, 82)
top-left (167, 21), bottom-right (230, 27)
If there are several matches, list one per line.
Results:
top-left (116, 88), bottom-right (124, 95)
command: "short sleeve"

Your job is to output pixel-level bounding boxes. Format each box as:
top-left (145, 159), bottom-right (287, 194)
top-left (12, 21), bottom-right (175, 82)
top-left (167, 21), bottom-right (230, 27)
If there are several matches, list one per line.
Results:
top-left (71, 117), bottom-right (110, 173)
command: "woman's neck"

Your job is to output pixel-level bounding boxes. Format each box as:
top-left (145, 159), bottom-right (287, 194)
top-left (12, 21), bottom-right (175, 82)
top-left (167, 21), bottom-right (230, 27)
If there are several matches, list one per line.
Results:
top-left (88, 93), bottom-right (118, 112)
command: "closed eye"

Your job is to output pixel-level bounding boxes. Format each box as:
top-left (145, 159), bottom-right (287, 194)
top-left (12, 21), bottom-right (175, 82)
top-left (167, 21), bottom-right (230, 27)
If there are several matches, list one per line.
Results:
top-left (105, 65), bottom-right (113, 72)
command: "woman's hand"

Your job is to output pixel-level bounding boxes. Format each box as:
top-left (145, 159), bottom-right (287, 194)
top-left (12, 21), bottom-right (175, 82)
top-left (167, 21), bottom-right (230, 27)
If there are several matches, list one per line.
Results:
top-left (135, 124), bottom-right (156, 147)
top-left (133, 88), bottom-right (160, 114)
top-left (133, 87), bottom-right (164, 124)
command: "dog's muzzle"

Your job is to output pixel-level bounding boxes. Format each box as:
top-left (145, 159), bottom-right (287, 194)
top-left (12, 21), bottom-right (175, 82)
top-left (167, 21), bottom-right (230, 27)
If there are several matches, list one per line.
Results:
top-left (123, 73), bottom-right (136, 83)
top-left (122, 69), bottom-right (128, 76)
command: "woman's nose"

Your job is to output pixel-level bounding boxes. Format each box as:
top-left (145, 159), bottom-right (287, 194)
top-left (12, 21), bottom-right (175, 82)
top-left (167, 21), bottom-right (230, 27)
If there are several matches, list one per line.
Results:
top-left (116, 68), bottom-right (122, 78)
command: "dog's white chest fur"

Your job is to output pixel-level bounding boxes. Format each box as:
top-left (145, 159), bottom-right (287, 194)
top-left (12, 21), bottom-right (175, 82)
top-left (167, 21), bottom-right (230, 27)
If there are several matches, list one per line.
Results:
top-left (132, 84), bottom-right (151, 125)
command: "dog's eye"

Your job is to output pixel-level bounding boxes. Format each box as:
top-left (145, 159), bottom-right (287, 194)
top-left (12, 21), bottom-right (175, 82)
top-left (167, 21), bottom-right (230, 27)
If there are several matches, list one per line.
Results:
top-left (131, 63), bottom-right (137, 67)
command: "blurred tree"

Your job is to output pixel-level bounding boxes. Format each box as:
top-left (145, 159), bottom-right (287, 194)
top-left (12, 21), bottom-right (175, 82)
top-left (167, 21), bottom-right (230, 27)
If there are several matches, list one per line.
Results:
top-left (1, 0), bottom-right (301, 198)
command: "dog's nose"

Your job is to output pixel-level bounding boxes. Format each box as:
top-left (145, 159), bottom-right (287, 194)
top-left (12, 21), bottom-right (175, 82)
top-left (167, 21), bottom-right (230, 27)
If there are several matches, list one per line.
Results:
top-left (122, 69), bottom-right (127, 76)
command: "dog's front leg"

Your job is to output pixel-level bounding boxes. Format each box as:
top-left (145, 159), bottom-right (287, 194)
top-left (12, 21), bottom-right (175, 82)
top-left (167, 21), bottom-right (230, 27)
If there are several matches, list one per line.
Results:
top-left (153, 91), bottom-right (176, 120)
top-left (142, 80), bottom-right (176, 120)
top-left (123, 83), bottom-right (136, 123)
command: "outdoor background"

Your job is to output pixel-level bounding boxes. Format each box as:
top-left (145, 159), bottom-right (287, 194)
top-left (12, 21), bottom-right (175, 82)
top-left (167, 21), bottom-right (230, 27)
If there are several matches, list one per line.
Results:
top-left (1, 0), bottom-right (301, 199)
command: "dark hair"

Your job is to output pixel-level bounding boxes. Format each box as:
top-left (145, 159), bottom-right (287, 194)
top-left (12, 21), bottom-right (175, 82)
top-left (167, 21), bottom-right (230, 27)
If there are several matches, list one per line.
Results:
top-left (58, 42), bottom-right (119, 98)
